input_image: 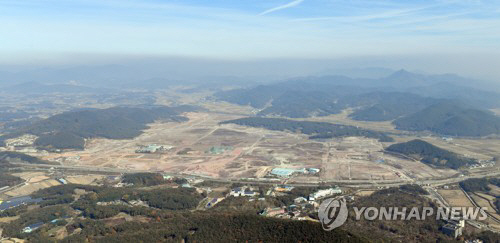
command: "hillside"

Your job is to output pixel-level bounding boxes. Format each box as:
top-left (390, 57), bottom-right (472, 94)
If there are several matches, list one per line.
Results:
top-left (257, 90), bottom-right (342, 118)
top-left (215, 71), bottom-right (500, 125)
top-left (385, 139), bottom-right (477, 169)
top-left (1, 82), bottom-right (110, 94)
top-left (393, 101), bottom-right (500, 136)
top-left (0, 106), bottom-right (193, 150)
top-left (408, 82), bottom-right (500, 109)
top-left (345, 92), bottom-right (439, 121)
top-left (220, 117), bottom-right (393, 142)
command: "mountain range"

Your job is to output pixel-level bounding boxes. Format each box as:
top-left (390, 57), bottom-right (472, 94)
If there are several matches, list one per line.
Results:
top-left (215, 70), bottom-right (500, 137)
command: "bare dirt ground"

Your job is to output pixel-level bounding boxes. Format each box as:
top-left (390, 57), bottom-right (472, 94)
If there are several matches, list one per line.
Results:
top-left (4, 179), bottom-right (61, 197)
top-left (0, 216), bottom-right (20, 223)
top-left (471, 193), bottom-right (500, 221)
top-left (38, 112), bottom-right (463, 180)
top-left (438, 189), bottom-right (475, 207)
top-left (37, 108), bottom-right (496, 181)
top-left (11, 172), bottom-right (49, 183)
top-left (488, 185), bottom-right (500, 197)
top-left (2, 174), bottom-right (105, 198)
top-left (355, 190), bottom-right (376, 197)
top-left (65, 175), bottom-right (105, 185)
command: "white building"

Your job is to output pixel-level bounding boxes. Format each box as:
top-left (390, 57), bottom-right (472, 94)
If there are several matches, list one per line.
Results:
top-left (309, 187), bottom-right (342, 201)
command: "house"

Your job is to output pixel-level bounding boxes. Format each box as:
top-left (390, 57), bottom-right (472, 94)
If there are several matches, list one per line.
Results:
top-left (294, 197), bottom-right (307, 204)
top-left (307, 168), bottom-right (320, 174)
top-left (229, 187), bottom-right (243, 197)
top-left (261, 207), bottom-right (285, 217)
top-left (57, 178), bottom-right (68, 185)
top-left (229, 186), bottom-right (258, 197)
top-left (22, 222), bottom-right (44, 233)
top-left (206, 197), bottom-right (223, 208)
top-left (274, 185), bottom-right (294, 192)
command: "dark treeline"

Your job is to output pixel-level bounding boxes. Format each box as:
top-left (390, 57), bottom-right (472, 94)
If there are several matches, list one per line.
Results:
top-left (32, 184), bottom-right (203, 213)
top-left (0, 173), bottom-right (23, 188)
top-left (0, 106), bottom-right (193, 149)
top-left (0, 151), bottom-right (56, 165)
top-left (221, 117), bottom-right (393, 142)
top-left (215, 73), bottom-right (500, 137)
top-left (1, 205), bottom-right (72, 239)
top-left (64, 213), bottom-right (368, 243)
top-left (386, 139), bottom-right (477, 169)
top-left (460, 178), bottom-right (498, 192)
top-left (2, 183), bottom-right (499, 242)
top-left (121, 173), bottom-right (167, 186)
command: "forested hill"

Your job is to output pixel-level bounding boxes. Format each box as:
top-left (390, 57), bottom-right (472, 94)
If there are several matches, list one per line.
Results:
top-left (0, 106), bottom-right (195, 150)
top-left (385, 139), bottom-right (477, 169)
top-left (345, 92), bottom-right (439, 121)
top-left (220, 117), bottom-right (394, 142)
top-left (392, 101), bottom-right (500, 137)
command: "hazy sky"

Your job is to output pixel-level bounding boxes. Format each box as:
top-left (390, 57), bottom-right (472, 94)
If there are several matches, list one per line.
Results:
top-left (1, 0), bottom-right (500, 79)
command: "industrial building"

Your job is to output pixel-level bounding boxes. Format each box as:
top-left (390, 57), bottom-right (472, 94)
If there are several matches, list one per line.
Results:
top-left (58, 178), bottom-right (68, 185)
top-left (441, 224), bottom-right (463, 238)
top-left (307, 168), bottom-right (320, 174)
top-left (308, 187), bottom-right (342, 201)
top-left (229, 186), bottom-right (258, 197)
top-left (441, 219), bottom-right (464, 238)
top-left (269, 167), bottom-right (320, 178)
top-left (270, 168), bottom-right (306, 177)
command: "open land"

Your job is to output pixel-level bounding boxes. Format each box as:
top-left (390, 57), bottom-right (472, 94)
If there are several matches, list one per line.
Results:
top-left (29, 106), bottom-right (491, 183)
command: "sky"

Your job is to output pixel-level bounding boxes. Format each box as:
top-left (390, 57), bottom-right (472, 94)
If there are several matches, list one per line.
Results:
top-left (1, 0), bottom-right (500, 79)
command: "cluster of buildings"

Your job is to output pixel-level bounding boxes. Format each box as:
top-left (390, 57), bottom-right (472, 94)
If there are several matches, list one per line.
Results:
top-left (229, 186), bottom-right (259, 197)
top-left (260, 203), bottom-right (317, 221)
top-left (269, 167), bottom-right (320, 178)
top-left (22, 218), bottom-right (68, 234)
top-left (256, 185), bottom-right (343, 221)
top-left (469, 159), bottom-right (496, 169)
top-left (5, 134), bottom-right (38, 147)
top-left (0, 196), bottom-right (43, 211)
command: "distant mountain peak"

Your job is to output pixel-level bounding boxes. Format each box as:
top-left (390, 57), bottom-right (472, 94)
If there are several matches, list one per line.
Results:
top-left (387, 69), bottom-right (420, 79)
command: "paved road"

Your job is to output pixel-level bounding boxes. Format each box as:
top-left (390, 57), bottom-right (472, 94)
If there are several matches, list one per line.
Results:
top-left (11, 162), bottom-right (500, 189)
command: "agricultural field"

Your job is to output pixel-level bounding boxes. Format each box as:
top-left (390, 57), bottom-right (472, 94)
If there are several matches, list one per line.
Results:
top-left (438, 189), bottom-right (475, 207)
